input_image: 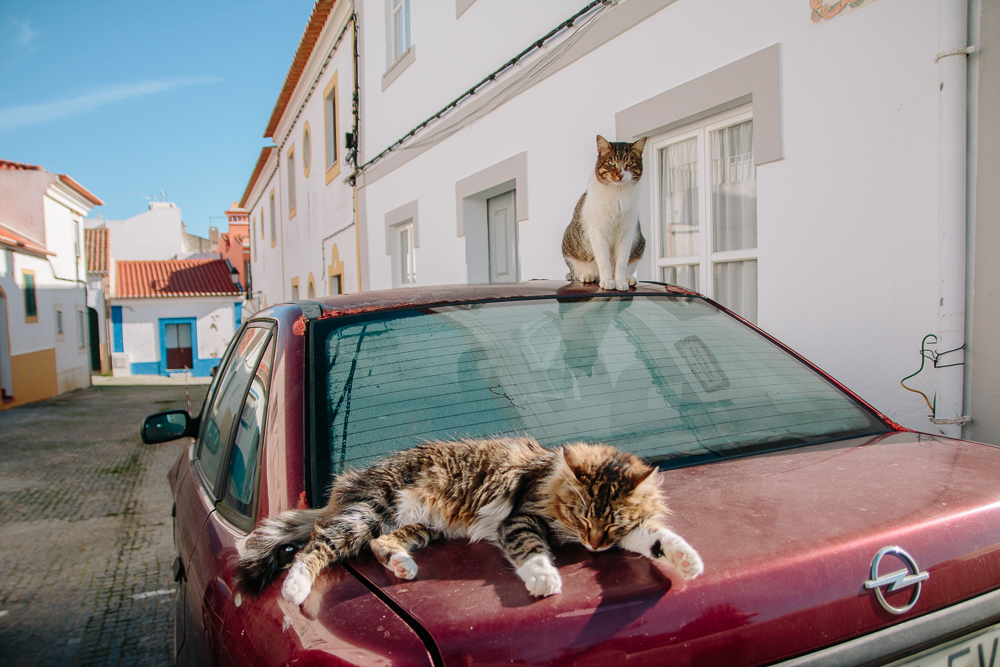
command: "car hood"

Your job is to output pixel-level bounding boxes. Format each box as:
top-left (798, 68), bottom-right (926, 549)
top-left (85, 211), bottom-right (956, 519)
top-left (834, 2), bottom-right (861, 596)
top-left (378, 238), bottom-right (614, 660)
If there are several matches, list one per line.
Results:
top-left (344, 432), bottom-right (1000, 666)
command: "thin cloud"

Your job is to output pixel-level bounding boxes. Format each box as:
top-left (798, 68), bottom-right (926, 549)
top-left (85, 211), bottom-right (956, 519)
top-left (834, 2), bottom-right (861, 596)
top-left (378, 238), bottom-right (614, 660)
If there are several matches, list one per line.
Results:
top-left (2, 17), bottom-right (39, 70)
top-left (0, 77), bottom-right (222, 131)
top-left (13, 19), bottom-right (37, 48)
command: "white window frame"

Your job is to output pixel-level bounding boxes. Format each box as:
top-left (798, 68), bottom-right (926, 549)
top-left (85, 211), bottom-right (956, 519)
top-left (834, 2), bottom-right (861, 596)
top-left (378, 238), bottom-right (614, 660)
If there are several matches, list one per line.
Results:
top-left (390, 0), bottom-right (411, 64)
top-left (649, 104), bottom-right (756, 305)
top-left (55, 306), bottom-right (64, 340)
top-left (398, 222), bottom-right (416, 286)
top-left (76, 306), bottom-right (87, 351)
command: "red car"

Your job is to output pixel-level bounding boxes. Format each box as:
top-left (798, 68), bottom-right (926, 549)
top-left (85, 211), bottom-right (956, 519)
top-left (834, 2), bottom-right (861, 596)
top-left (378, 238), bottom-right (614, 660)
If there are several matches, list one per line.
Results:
top-left (143, 281), bottom-right (1000, 666)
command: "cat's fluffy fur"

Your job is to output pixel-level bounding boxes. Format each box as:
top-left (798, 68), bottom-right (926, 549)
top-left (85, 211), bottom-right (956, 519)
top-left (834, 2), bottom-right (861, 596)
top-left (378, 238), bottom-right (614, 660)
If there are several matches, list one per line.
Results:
top-left (563, 135), bottom-right (648, 291)
top-left (234, 437), bottom-right (702, 605)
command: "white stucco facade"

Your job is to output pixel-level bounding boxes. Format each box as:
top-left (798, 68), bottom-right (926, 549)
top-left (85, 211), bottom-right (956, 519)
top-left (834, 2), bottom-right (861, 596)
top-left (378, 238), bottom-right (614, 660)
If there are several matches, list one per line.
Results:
top-left (349, 0), bottom-right (977, 435)
top-left (243, 0), bottom-right (359, 310)
top-left (0, 168), bottom-right (100, 408)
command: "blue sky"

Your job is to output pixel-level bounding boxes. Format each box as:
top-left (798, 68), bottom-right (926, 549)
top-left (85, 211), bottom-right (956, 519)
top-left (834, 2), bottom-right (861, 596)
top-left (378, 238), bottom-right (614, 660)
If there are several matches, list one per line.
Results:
top-left (0, 0), bottom-right (315, 237)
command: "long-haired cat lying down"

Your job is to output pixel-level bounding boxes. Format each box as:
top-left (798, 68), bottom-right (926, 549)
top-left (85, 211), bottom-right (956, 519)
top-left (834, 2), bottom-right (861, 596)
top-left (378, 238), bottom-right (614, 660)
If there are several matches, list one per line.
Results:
top-left (234, 437), bottom-right (703, 604)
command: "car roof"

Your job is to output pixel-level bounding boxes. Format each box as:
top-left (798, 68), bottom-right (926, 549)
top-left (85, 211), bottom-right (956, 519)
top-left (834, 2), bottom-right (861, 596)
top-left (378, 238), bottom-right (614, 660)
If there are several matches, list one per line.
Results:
top-left (284, 280), bottom-right (700, 322)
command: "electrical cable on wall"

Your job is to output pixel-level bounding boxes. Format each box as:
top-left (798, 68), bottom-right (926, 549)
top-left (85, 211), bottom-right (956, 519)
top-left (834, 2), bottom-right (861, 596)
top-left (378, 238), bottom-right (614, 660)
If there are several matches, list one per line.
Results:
top-left (900, 334), bottom-right (937, 413)
top-left (352, 0), bottom-right (615, 179)
top-left (899, 333), bottom-right (971, 426)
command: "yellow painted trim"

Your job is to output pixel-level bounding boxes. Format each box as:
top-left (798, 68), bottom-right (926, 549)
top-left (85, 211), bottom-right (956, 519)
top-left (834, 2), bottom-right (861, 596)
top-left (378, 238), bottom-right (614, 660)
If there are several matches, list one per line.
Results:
top-left (302, 121), bottom-right (312, 178)
top-left (287, 143), bottom-right (297, 220)
top-left (324, 70), bottom-right (341, 185)
top-left (290, 276), bottom-right (300, 301)
top-left (306, 272), bottom-right (316, 299)
top-left (22, 269), bottom-right (38, 323)
top-left (328, 244), bottom-right (345, 295)
top-left (4, 348), bottom-right (58, 409)
top-left (269, 190), bottom-right (277, 248)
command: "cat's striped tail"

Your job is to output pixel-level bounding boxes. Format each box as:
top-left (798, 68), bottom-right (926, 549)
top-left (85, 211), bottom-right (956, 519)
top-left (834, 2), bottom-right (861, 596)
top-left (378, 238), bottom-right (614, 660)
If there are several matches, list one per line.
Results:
top-left (233, 508), bottom-right (325, 596)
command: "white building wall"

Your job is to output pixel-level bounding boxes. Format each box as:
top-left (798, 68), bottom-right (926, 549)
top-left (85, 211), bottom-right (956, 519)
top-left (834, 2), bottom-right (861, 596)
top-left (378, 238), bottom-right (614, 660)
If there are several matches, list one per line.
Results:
top-left (97, 203), bottom-right (186, 261)
top-left (247, 2), bottom-right (359, 308)
top-left (356, 0), bottom-right (947, 431)
top-left (112, 297), bottom-right (240, 376)
top-left (359, 0), bottom-right (583, 155)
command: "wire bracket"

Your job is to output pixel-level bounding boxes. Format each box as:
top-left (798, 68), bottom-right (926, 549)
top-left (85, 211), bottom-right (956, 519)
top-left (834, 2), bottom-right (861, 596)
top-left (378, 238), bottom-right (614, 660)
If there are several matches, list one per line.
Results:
top-left (935, 45), bottom-right (975, 63)
top-left (929, 415), bottom-right (971, 426)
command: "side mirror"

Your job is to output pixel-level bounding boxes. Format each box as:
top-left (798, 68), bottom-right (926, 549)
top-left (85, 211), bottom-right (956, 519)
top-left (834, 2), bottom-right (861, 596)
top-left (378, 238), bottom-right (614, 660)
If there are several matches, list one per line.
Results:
top-left (142, 410), bottom-right (194, 444)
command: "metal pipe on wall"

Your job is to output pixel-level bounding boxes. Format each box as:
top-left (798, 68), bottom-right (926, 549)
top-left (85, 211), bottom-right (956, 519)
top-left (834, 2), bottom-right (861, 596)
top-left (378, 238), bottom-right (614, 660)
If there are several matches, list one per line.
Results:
top-left (934, 0), bottom-right (972, 438)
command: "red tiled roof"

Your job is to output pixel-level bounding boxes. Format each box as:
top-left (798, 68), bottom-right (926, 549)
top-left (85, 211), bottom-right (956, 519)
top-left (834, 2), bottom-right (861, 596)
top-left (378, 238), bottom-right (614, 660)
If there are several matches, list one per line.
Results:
top-left (0, 221), bottom-right (53, 257)
top-left (85, 228), bottom-right (109, 273)
top-left (264, 0), bottom-right (339, 139)
top-left (116, 259), bottom-right (242, 298)
top-left (240, 146), bottom-right (276, 208)
top-left (0, 159), bottom-right (43, 171)
top-left (58, 174), bottom-right (104, 206)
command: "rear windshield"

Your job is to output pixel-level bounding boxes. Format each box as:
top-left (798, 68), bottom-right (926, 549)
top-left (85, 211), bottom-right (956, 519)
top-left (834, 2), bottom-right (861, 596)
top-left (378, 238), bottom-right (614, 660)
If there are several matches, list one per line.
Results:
top-left (311, 296), bottom-right (887, 485)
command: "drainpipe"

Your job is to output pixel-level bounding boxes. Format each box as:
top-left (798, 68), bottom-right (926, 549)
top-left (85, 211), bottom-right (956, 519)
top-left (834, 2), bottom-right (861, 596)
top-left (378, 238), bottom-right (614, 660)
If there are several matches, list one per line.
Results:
top-left (933, 0), bottom-right (973, 438)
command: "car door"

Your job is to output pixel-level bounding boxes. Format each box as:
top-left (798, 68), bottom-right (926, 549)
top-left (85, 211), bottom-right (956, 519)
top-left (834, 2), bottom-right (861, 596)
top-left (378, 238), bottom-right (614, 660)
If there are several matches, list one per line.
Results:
top-left (198, 332), bottom-right (285, 666)
top-left (177, 324), bottom-right (274, 666)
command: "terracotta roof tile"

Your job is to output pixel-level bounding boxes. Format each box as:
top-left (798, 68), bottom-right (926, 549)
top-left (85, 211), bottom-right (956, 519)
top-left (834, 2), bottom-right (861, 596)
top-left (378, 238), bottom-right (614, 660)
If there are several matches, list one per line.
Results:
top-left (116, 259), bottom-right (242, 298)
top-left (85, 228), bottom-right (109, 273)
top-left (264, 0), bottom-right (339, 139)
top-left (0, 221), bottom-right (53, 257)
top-left (0, 159), bottom-right (43, 171)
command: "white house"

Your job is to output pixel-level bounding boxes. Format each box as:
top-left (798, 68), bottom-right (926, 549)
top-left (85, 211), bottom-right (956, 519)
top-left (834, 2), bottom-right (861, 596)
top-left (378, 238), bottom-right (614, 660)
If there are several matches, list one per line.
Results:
top-left (245, 0), bottom-right (1000, 445)
top-left (241, 0), bottom-right (360, 311)
top-left (0, 159), bottom-right (103, 408)
top-left (109, 259), bottom-right (243, 377)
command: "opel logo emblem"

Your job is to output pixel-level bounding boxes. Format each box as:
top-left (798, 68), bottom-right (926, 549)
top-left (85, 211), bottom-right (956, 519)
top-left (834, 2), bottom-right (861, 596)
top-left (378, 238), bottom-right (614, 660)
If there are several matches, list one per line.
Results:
top-left (864, 546), bottom-right (929, 615)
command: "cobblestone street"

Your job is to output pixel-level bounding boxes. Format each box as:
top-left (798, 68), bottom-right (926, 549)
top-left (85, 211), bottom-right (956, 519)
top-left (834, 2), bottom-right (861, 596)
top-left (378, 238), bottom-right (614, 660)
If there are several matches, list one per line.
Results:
top-left (0, 384), bottom-right (208, 666)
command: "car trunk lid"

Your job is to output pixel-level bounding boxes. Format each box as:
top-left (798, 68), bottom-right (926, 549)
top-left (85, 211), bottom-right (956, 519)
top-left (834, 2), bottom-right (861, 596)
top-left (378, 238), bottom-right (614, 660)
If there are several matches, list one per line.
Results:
top-left (344, 432), bottom-right (1000, 666)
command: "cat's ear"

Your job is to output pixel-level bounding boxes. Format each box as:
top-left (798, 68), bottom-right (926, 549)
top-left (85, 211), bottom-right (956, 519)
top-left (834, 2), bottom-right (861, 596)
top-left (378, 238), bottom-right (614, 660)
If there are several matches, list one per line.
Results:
top-left (629, 465), bottom-right (657, 490)
top-left (630, 137), bottom-right (648, 155)
top-left (596, 135), bottom-right (612, 154)
top-left (559, 446), bottom-right (581, 480)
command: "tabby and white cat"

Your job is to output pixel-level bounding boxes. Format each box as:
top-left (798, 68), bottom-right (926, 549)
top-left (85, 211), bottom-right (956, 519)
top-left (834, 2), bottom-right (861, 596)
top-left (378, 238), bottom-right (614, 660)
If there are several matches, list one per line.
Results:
top-left (563, 135), bottom-right (648, 291)
top-left (234, 437), bottom-right (703, 604)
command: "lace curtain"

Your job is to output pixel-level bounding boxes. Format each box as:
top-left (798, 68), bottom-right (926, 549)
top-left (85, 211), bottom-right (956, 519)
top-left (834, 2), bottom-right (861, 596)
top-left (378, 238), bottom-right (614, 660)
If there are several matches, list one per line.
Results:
top-left (711, 120), bottom-right (756, 253)
top-left (659, 137), bottom-right (700, 259)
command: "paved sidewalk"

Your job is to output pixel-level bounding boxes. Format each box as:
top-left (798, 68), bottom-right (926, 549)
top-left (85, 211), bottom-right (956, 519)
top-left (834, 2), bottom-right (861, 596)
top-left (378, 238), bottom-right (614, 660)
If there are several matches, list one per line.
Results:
top-left (92, 375), bottom-right (213, 386)
top-left (0, 384), bottom-right (208, 667)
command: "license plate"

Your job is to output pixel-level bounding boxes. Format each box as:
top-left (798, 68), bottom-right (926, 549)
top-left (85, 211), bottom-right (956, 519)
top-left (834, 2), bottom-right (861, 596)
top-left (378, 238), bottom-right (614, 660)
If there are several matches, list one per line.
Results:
top-left (890, 622), bottom-right (1000, 667)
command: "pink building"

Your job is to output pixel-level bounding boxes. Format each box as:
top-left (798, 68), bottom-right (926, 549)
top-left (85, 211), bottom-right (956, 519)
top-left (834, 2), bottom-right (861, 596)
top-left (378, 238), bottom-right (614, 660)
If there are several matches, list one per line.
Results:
top-left (217, 203), bottom-right (251, 293)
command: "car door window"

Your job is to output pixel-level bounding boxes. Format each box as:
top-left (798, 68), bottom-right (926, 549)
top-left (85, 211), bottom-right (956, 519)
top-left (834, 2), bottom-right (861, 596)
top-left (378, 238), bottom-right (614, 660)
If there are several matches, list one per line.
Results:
top-left (221, 338), bottom-right (275, 521)
top-left (197, 327), bottom-right (271, 493)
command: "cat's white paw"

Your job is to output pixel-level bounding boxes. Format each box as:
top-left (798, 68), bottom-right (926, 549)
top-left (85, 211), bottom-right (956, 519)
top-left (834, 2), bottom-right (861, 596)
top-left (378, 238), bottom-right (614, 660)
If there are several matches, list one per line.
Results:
top-left (598, 279), bottom-right (617, 290)
top-left (282, 561), bottom-right (313, 606)
top-left (623, 527), bottom-right (704, 580)
top-left (388, 552), bottom-right (418, 580)
top-left (516, 554), bottom-right (562, 597)
top-left (652, 529), bottom-right (704, 579)
top-left (579, 273), bottom-right (598, 283)
top-left (614, 280), bottom-right (629, 291)
top-left (626, 276), bottom-right (637, 287)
